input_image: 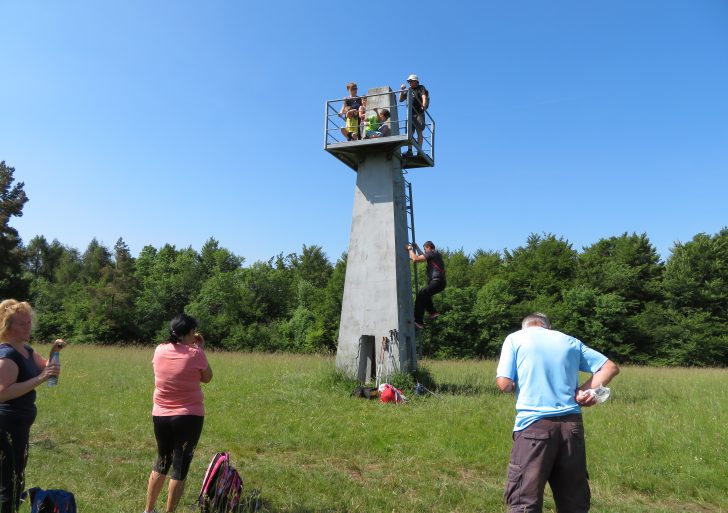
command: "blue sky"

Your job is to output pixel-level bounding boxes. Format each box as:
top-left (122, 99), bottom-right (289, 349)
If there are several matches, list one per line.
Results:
top-left (2, 1), bottom-right (727, 265)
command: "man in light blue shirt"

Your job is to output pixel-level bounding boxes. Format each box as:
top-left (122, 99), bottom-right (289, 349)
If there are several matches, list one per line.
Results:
top-left (496, 313), bottom-right (619, 513)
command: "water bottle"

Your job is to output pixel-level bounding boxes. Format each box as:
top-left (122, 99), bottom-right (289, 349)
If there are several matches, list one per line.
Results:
top-left (588, 385), bottom-right (611, 404)
top-left (47, 350), bottom-right (60, 387)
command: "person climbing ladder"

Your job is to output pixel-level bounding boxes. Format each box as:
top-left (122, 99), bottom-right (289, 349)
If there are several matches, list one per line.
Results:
top-left (406, 241), bottom-right (446, 329)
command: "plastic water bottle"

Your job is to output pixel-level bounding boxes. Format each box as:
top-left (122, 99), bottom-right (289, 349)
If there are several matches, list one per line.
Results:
top-left (47, 350), bottom-right (60, 387)
top-left (588, 385), bottom-right (611, 404)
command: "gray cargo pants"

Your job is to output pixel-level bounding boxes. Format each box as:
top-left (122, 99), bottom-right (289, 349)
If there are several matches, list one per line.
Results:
top-left (504, 413), bottom-right (590, 513)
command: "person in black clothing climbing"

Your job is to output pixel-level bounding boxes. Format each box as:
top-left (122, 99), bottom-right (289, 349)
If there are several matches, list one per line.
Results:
top-left (407, 240), bottom-right (445, 329)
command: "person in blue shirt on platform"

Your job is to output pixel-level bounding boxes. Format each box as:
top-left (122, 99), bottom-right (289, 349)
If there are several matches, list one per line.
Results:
top-left (496, 312), bottom-right (619, 513)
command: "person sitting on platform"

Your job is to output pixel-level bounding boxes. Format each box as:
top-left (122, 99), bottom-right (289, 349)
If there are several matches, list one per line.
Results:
top-left (364, 108), bottom-right (391, 139)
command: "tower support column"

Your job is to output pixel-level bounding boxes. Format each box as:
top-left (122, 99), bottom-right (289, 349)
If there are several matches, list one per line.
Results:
top-left (335, 151), bottom-right (417, 380)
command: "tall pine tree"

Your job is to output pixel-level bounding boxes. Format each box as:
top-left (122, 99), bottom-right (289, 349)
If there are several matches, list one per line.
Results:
top-left (0, 161), bottom-right (29, 299)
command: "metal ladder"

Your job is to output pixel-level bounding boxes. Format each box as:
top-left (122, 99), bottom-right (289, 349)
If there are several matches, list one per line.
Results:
top-left (404, 173), bottom-right (424, 360)
top-left (403, 174), bottom-right (419, 296)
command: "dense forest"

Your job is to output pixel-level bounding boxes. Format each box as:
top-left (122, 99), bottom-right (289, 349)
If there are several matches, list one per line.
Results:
top-left (3, 161), bottom-right (727, 366)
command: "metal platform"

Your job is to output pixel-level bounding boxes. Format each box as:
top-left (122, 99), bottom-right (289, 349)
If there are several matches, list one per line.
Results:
top-left (325, 135), bottom-right (434, 171)
top-left (324, 87), bottom-right (435, 172)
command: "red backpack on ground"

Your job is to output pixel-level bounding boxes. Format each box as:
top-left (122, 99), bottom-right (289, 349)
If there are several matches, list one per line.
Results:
top-left (379, 383), bottom-right (407, 403)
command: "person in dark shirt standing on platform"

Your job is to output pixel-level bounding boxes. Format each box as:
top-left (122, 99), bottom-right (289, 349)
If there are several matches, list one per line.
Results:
top-left (399, 74), bottom-right (429, 156)
top-left (406, 240), bottom-right (445, 329)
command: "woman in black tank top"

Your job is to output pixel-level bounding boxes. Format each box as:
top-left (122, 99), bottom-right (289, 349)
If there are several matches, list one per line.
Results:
top-left (338, 82), bottom-right (366, 141)
top-left (0, 300), bottom-right (63, 513)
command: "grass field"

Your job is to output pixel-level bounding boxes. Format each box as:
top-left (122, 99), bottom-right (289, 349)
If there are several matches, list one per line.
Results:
top-left (24, 345), bottom-right (728, 513)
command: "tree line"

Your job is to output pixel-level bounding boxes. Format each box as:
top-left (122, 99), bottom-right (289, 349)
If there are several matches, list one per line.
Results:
top-left (2, 161), bottom-right (727, 366)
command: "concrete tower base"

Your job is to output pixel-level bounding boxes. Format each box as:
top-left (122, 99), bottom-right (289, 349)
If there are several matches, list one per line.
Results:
top-left (335, 150), bottom-right (417, 381)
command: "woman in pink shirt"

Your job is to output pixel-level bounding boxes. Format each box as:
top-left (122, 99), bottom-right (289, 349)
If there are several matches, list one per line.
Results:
top-left (143, 314), bottom-right (213, 513)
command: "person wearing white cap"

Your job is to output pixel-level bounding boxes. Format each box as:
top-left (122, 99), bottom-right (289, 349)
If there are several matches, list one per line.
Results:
top-left (399, 74), bottom-right (429, 156)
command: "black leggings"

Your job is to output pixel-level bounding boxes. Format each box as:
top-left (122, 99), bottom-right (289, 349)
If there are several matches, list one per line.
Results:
top-left (0, 419), bottom-right (32, 513)
top-left (152, 415), bottom-right (204, 481)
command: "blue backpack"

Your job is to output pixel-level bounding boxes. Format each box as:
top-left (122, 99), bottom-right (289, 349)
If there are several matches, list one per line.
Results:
top-left (25, 487), bottom-right (77, 513)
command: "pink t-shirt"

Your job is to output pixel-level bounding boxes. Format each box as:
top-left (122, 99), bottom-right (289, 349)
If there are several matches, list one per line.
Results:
top-left (152, 343), bottom-right (209, 417)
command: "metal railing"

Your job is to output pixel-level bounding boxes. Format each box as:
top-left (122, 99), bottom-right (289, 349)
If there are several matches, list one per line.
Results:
top-left (324, 88), bottom-right (435, 161)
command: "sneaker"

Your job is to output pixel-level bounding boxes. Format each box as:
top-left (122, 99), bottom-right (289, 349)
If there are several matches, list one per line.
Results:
top-left (429, 312), bottom-right (439, 319)
top-left (414, 321), bottom-right (424, 329)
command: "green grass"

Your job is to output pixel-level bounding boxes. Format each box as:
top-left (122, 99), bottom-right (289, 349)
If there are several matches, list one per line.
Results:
top-left (24, 345), bottom-right (728, 512)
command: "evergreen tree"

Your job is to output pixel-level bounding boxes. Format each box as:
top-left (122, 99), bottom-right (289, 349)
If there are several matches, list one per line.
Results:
top-left (473, 277), bottom-right (518, 357)
top-left (134, 244), bottom-right (205, 341)
top-left (80, 238), bottom-right (113, 283)
top-left (441, 249), bottom-right (471, 289)
top-left (199, 237), bottom-right (244, 276)
top-left (0, 161), bottom-right (30, 298)
top-left (421, 286), bottom-right (480, 358)
top-left (662, 230), bottom-right (728, 318)
top-left (291, 245), bottom-right (332, 288)
top-left (105, 238), bottom-right (140, 341)
top-left (653, 230), bottom-right (728, 365)
top-left (24, 236), bottom-right (65, 281)
top-left (317, 253), bottom-right (347, 352)
top-left (574, 233), bottom-right (664, 360)
top-left (577, 233), bottom-right (663, 307)
top-left (471, 249), bottom-right (502, 289)
top-left (503, 233), bottom-right (578, 301)
top-left (187, 269), bottom-right (255, 349)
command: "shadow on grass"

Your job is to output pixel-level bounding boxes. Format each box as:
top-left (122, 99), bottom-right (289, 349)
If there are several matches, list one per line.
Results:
top-left (320, 363), bottom-right (503, 398)
top-left (256, 504), bottom-right (350, 513)
top-left (611, 391), bottom-right (651, 404)
top-left (434, 382), bottom-right (501, 396)
top-left (192, 498), bottom-right (351, 513)
top-left (30, 437), bottom-right (57, 450)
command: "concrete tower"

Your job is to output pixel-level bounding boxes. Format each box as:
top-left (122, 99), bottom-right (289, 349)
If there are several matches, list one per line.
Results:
top-left (325, 85), bottom-right (435, 382)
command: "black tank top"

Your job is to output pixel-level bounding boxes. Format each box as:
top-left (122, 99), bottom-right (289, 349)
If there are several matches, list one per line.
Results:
top-left (426, 250), bottom-right (446, 283)
top-left (344, 97), bottom-right (363, 110)
top-left (0, 343), bottom-right (41, 422)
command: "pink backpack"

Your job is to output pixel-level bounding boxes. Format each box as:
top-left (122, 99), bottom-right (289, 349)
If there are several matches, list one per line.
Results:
top-left (198, 452), bottom-right (243, 513)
